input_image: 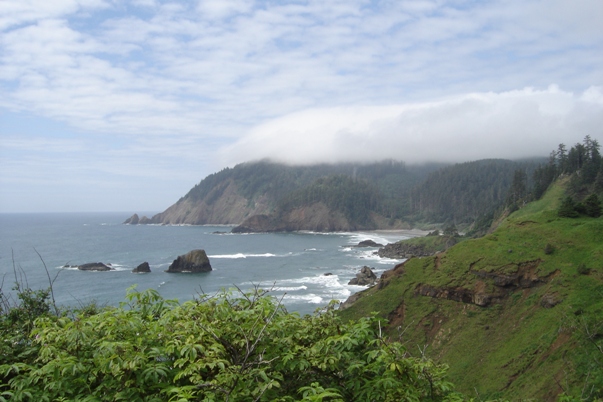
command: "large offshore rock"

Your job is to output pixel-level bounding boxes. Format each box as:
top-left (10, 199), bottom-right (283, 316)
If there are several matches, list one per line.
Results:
top-left (78, 262), bottom-right (113, 271)
top-left (132, 262), bottom-right (151, 273)
top-left (166, 250), bottom-right (212, 273)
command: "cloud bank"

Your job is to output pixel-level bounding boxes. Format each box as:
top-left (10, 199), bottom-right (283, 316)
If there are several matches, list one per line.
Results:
top-left (223, 86), bottom-right (603, 165)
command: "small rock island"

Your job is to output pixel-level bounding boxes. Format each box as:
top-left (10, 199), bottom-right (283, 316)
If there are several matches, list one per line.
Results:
top-left (166, 250), bottom-right (212, 273)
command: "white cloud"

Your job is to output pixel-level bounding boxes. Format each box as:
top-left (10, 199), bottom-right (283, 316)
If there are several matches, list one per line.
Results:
top-left (222, 87), bottom-right (603, 165)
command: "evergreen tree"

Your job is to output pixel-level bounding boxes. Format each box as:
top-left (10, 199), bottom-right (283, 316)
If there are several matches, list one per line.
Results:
top-left (443, 224), bottom-right (459, 237)
top-left (583, 136), bottom-right (601, 184)
top-left (558, 196), bottom-right (579, 218)
top-left (594, 169), bottom-right (603, 193)
top-left (584, 194), bottom-right (602, 218)
top-left (557, 143), bottom-right (568, 173)
top-left (507, 168), bottom-right (528, 206)
top-left (532, 156), bottom-right (557, 200)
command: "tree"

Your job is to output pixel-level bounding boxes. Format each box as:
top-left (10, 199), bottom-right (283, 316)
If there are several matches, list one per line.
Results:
top-left (557, 143), bottom-right (568, 173)
top-left (507, 168), bottom-right (528, 206)
top-left (443, 224), bottom-right (459, 237)
top-left (582, 136), bottom-right (602, 185)
top-left (584, 194), bottom-right (602, 218)
top-left (558, 196), bottom-right (579, 218)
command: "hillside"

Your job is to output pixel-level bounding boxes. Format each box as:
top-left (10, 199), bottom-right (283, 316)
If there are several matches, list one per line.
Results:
top-left (339, 179), bottom-right (603, 400)
top-left (126, 160), bottom-right (437, 226)
top-left (126, 158), bottom-right (542, 230)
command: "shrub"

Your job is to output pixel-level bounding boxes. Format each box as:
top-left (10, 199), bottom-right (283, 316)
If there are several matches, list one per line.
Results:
top-left (0, 287), bottom-right (463, 401)
top-left (544, 243), bottom-right (555, 255)
top-left (577, 263), bottom-right (590, 275)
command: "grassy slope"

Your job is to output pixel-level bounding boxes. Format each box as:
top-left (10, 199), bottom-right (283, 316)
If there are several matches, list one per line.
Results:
top-left (339, 179), bottom-right (603, 400)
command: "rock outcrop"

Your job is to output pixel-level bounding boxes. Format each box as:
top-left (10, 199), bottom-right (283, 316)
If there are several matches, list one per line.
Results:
top-left (413, 260), bottom-right (558, 307)
top-left (132, 262), bottom-right (151, 273)
top-left (125, 179), bottom-right (273, 225)
top-left (355, 240), bottom-right (384, 247)
top-left (348, 266), bottom-right (377, 286)
top-left (378, 236), bottom-right (458, 259)
top-left (124, 213), bottom-right (139, 224)
top-left (166, 250), bottom-right (212, 273)
top-left (78, 262), bottom-right (113, 271)
top-left (124, 214), bottom-right (154, 224)
top-left (232, 202), bottom-right (379, 233)
top-left (231, 214), bottom-right (285, 233)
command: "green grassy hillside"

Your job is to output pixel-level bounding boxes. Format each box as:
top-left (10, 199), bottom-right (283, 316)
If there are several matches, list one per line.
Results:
top-left (339, 179), bottom-right (603, 400)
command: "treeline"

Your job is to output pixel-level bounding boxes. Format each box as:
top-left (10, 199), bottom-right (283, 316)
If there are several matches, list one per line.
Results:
top-left (532, 135), bottom-right (603, 200)
top-left (183, 159), bottom-right (440, 212)
top-left (276, 175), bottom-right (380, 225)
top-left (178, 139), bottom-right (601, 230)
top-left (408, 159), bottom-right (544, 224)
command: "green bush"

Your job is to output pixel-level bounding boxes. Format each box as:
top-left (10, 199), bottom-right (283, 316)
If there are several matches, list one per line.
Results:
top-left (577, 263), bottom-right (590, 275)
top-left (0, 287), bottom-right (463, 401)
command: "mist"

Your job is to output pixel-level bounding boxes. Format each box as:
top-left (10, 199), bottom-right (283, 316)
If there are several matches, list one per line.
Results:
top-left (221, 86), bottom-right (603, 166)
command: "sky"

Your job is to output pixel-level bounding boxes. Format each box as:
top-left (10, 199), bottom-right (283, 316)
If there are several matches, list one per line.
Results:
top-left (0, 0), bottom-right (602, 213)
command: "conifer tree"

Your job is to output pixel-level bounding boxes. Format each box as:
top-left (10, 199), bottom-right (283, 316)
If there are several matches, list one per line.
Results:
top-left (558, 196), bottom-right (579, 218)
top-left (584, 194), bottom-right (602, 218)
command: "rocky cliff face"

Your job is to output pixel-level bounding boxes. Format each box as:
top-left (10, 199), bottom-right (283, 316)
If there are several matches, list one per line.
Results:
top-left (126, 180), bottom-right (273, 225)
top-left (232, 202), bottom-right (382, 233)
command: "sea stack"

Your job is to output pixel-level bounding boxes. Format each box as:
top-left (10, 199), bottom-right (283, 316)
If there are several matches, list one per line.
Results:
top-left (132, 262), bottom-right (151, 273)
top-left (166, 250), bottom-right (212, 273)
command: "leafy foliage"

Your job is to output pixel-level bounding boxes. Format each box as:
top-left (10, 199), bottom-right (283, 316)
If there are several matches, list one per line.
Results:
top-left (0, 286), bottom-right (464, 401)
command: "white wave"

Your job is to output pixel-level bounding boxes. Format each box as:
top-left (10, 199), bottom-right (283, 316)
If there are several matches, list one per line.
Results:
top-left (354, 249), bottom-right (403, 264)
top-left (275, 274), bottom-right (342, 289)
top-left (272, 285), bottom-right (308, 292)
top-left (56, 265), bottom-right (78, 271)
top-left (283, 293), bottom-right (324, 304)
top-left (108, 263), bottom-right (130, 271)
top-left (209, 253), bottom-right (278, 259)
top-left (210, 253), bottom-right (247, 259)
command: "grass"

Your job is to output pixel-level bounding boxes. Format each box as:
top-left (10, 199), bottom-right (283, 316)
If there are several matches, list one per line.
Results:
top-left (339, 179), bottom-right (603, 399)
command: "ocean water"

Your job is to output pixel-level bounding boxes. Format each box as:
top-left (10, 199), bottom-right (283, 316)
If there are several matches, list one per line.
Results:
top-left (0, 213), bottom-right (418, 315)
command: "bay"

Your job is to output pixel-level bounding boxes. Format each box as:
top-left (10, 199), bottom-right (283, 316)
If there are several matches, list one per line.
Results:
top-left (0, 213), bottom-right (419, 315)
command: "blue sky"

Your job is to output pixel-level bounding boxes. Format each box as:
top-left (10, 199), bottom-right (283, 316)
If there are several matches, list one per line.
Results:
top-left (1, 0), bottom-right (602, 212)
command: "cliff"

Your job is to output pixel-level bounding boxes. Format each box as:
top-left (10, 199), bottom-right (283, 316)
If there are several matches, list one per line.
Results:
top-left (126, 160), bottom-right (431, 227)
top-left (338, 179), bottom-right (603, 399)
top-left (232, 202), bottom-right (391, 233)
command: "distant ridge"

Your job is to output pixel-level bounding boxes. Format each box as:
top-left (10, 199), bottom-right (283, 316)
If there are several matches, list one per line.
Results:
top-left (126, 158), bottom-right (543, 231)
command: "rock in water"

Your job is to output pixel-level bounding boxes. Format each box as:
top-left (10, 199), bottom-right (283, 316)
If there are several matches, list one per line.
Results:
top-left (348, 266), bottom-right (377, 286)
top-left (166, 250), bottom-right (212, 273)
top-left (133, 262), bottom-right (151, 273)
top-left (78, 262), bottom-right (113, 271)
top-left (356, 240), bottom-right (384, 247)
top-left (124, 213), bottom-right (139, 224)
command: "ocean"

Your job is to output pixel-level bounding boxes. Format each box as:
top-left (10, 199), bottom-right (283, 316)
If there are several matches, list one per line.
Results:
top-left (0, 213), bottom-right (420, 315)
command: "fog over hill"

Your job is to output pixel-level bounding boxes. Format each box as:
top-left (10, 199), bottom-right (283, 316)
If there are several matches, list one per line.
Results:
top-left (221, 87), bottom-right (603, 166)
